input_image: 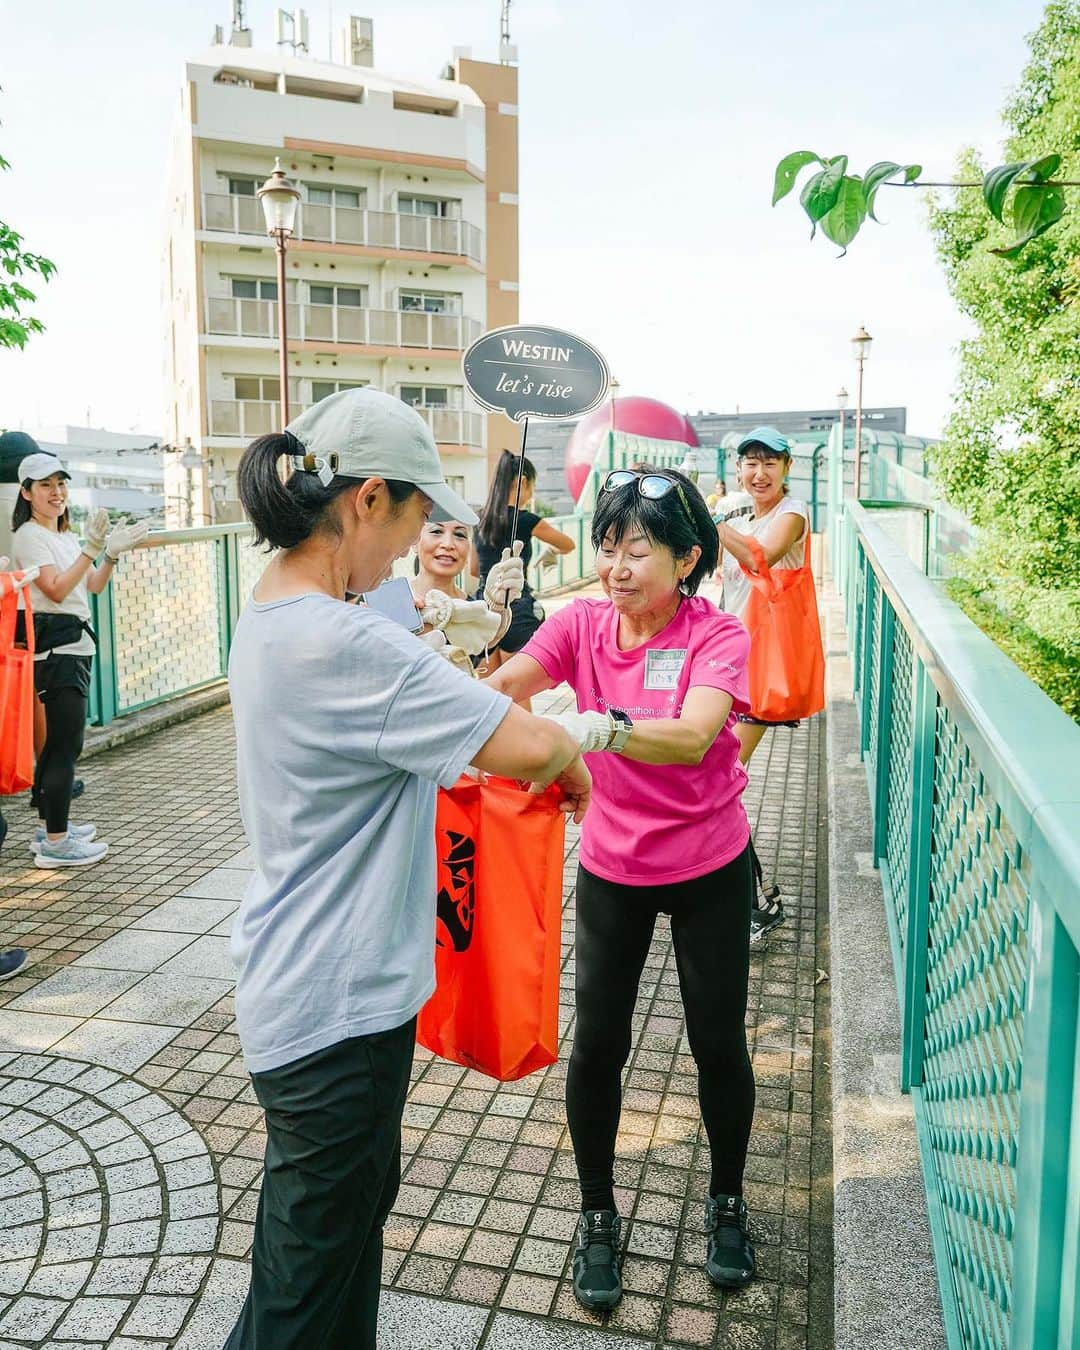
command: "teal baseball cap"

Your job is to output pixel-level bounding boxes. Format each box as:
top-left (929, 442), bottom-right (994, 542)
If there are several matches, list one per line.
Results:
top-left (736, 426), bottom-right (790, 457)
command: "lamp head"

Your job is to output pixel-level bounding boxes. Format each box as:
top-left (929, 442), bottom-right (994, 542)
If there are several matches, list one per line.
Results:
top-left (851, 325), bottom-right (873, 362)
top-left (836, 386), bottom-right (849, 410)
top-left (257, 158), bottom-right (301, 238)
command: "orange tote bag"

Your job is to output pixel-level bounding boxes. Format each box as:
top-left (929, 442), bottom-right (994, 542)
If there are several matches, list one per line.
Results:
top-left (0, 573), bottom-right (36, 796)
top-left (739, 531), bottom-right (825, 723)
top-left (417, 775), bottom-right (566, 1082)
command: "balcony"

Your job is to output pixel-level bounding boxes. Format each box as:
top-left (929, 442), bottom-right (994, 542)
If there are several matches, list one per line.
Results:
top-left (205, 297), bottom-right (481, 352)
top-left (201, 193), bottom-right (484, 264)
top-left (208, 400), bottom-right (483, 448)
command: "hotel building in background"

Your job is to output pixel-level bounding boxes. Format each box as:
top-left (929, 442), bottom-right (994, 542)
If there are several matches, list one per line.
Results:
top-left (162, 10), bottom-right (519, 525)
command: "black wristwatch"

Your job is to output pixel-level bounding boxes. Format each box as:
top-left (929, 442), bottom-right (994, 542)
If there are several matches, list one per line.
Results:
top-left (607, 708), bottom-right (634, 753)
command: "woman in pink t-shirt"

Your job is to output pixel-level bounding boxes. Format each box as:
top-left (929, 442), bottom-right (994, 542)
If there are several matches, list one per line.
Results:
top-left (485, 465), bottom-right (757, 1309)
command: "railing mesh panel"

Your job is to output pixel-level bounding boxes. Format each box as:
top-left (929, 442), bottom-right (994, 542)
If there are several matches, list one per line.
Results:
top-left (883, 620), bottom-right (915, 950)
top-left (923, 703), bottom-right (1030, 1349)
top-left (112, 540), bottom-right (224, 713)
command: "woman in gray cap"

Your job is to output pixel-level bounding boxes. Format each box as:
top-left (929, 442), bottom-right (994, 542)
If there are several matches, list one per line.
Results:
top-left (714, 426), bottom-right (813, 943)
top-left (223, 388), bottom-right (591, 1350)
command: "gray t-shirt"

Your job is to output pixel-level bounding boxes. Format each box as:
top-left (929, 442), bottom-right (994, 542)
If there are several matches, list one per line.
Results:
top-left (228, 592), bottom-right (511, 1074)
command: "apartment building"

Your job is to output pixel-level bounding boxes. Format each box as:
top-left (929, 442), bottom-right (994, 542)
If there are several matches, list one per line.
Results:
top-left (162, 13), bottom-right (519, 525)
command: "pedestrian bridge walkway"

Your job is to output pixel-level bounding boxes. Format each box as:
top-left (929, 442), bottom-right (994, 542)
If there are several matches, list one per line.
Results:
top-left (0, 580), bottom-right (831, 1350)
top-left (3, 495), bottom-right (1078, 1349)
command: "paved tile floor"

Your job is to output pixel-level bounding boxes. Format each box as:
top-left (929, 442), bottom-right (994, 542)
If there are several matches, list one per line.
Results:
top-left (0, 594), bottom-right (832, 1349)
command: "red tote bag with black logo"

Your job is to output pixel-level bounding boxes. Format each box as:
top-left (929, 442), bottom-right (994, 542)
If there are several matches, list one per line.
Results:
top-left (0, 574), bottom-right (36, 796)
top-left (417, 775), bottom-right (566, 1082)
top-left (739, 533), bottom-right (825, 723)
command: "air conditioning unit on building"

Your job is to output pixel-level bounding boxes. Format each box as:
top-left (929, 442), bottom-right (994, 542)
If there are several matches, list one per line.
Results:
top-left (340, 15), bottom-right (374, 67)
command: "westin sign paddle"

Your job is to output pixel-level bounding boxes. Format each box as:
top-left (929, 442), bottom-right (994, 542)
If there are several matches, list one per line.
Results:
top-left (462, 324), bottom-right (610, 423)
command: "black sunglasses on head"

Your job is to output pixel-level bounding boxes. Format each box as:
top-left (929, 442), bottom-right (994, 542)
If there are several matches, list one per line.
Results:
top-left (600, 470), bottom-right (695, 525)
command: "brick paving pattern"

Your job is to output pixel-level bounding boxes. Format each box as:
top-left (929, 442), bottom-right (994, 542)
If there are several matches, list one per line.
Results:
top-left (0, 604), bottom-right (831, 1348)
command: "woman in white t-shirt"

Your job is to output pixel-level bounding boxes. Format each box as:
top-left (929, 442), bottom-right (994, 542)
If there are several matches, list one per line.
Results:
top-left (714, 427), bottom-right (811, 943)
top-left (11, 448), bottom-right (147, 868)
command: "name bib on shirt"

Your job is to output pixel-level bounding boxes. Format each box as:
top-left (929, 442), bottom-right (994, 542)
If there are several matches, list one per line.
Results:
top-left (643, 648), bottom-right (687, 691)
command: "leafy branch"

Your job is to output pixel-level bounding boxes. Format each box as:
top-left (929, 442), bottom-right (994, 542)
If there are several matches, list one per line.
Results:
top-left (1, 111), bottom-right (58, 350)
top-left (773, 150), bottom-right (1075, 257)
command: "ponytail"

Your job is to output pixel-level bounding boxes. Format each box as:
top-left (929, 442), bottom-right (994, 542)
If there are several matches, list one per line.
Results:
top-left (477, 450), bottom-right (536, 549)
top-left (238, 431), bottom-right (416, 549)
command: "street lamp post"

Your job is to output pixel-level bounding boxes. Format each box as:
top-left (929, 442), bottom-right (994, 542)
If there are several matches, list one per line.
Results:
top-left (257, 159), bottom-right (301, 430)
top-left (850, 326), bottom-right (873, 500)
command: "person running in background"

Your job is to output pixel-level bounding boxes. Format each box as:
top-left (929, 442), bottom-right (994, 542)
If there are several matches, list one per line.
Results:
top-left (714, 427), bottom-right (812, 944)
top-left (472, 452), bottom-right (575, 689)
top-left (12, 448), bottom-right (148, 868)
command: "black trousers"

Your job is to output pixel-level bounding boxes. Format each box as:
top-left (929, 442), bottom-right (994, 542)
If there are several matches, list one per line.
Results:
top-left (566, 849), bottom-right (755, 1210)
top-left (34, 671), bottom-right (89, 834)
top-left (225, 1018), bottom-right (416, 1350)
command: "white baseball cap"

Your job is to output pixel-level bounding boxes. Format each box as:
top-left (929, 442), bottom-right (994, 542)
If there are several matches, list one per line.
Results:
top-left (286, 388), bottom-right (477, 525)
top-left (18, 452), bottom-right (71, 483)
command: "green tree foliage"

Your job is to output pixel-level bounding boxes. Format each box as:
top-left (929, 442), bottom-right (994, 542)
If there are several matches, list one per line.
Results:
top-left (928, 0), bottom-right (1080, 717)
top-left (1, 93), bottom-right (56, 350)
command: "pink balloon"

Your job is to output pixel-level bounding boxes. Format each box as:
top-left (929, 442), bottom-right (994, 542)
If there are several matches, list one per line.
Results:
top-left (565, 396), bottom-right (700, 501)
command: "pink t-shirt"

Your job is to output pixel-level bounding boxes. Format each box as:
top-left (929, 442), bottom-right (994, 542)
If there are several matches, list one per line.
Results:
top-left (522, 595), bottom-right (751, 886)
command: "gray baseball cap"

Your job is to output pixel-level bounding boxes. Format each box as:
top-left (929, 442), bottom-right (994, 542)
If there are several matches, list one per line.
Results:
top-left (17, 451), bottom-right (71, 483)
top-left (287, 388), bottom-right (477, 525)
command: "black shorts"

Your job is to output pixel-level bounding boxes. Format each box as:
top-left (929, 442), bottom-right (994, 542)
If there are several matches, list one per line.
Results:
top-left (34, 654), bottom-right (93, 703)
top-left (496, 595), bottom-right (546, 654)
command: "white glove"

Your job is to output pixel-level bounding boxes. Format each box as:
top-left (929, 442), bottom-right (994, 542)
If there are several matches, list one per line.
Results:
top-left (417, 627), bottom-right (476, 677)
top-left (82, 508), bottom-right (109, 559)
top-left (420, 593), bottom-right (502, 656)
top-left (483, 540), bottom-right (525, 609)
top-left (0, 556), bottom-right (9, 570)
top-left (533, 542), bottom-right (559, 571)
top-left (104, 519), bottom-right (150, 559)
top-left (542, 710), bottom-right (614, 754)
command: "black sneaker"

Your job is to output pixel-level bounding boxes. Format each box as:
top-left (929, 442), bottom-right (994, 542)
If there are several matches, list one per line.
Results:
top-left (0, 949), bottom-right (28, 983)
top-left (704, 1193), bottom-right (755, 1288)
top-left (572, 1209), bottom-right (622, 1310)
top-left (749, 896), bottom-right (785, 946)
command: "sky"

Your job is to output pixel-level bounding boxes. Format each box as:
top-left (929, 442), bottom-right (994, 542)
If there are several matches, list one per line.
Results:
top-left (0, 0), bottom-right (1048, 440)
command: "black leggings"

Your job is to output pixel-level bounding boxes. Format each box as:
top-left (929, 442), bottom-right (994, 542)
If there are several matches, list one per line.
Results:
top-left (566, 847), bottom-right (755, 1211)
top-left (35, 687), bottom-right (87, 834)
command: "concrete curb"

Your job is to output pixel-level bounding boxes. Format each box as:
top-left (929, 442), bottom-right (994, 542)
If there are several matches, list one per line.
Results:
top-left (82, 683), bottom-right (231, 760)
top-left (822, 584), bottom-right (946, 1349)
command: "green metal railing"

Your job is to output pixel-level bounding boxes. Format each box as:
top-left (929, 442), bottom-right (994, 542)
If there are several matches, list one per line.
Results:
top-left (835, 501), bottom-right (1080, 1350)
top-left (87, 524), bottom-right (265, 726)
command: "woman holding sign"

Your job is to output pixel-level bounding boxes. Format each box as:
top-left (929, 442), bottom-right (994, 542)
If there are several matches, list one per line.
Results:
top-left (487, 464), bottom-right (758, 1309)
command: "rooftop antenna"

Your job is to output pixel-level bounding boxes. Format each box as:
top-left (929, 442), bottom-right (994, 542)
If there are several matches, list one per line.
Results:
top-left (499, 0), bottom-right (517, 64)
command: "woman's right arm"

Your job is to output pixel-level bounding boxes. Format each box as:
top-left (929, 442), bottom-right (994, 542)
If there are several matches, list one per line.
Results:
top-left (532, 519), bottom-right (575, 554)
top-left (472, 704), bottom-right (590, 821)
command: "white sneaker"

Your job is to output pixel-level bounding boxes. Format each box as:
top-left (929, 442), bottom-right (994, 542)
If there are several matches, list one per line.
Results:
top-left (29, 823), bottom-right (97, 856)
top-left (34, 835), bottom-right (109, 869)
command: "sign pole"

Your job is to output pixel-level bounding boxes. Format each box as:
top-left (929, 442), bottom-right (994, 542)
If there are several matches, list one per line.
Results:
top-left (508, 416), bottom-right (530, 551)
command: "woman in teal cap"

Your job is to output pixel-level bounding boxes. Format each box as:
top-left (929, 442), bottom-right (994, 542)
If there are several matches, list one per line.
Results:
top-left (714, 426), bottom-right (812, 944)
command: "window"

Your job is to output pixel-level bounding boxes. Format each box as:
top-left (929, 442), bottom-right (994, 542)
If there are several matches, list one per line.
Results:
top-left (231, 278), bottom-right (278, 300)
top-left (233, 376), bottom-right (280, 402)
top-left (311, 379), bottom-right (368, 403)
top-left (400, 385), bottom-right (459, 408)
top-left (399, 289), bottom-right (461, 315)
top-left (398, 194), bottom-right (460, 219)
top-left (227, 177), bottom-right (258, 197)
top-left (308, 283), bottom-right (366, 308)
top-left (306, 184), bottom-right (364, 209)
